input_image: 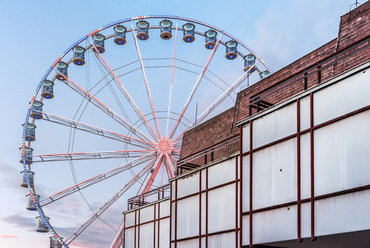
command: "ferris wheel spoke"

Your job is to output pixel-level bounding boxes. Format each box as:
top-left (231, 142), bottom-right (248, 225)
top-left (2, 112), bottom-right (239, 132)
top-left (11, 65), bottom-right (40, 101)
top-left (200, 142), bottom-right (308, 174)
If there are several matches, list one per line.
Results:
top-left (56, 71), bottom-right (154, 143)
top-left (65, 156), bottom-right (159, 245)
top-left (174, 63), bottom-right (258, 142)
top-left (109, 219), bottom-right (125, 248)
top-left (169, 34), bottom-right (223, 139)
top-left (136, 154), bottom-right (163, 196)
top-left (164, 159), bottom-right (173, 179)
top-left (89, 42), bottom-right (159, 141)
top-left (32, 149), bottom-right (155, 163)
top-left (41, 112), bottom-right (154, 149)
top-left (130, 22), bottom-right (161, 138)
top-left (38, 152), bottom-right (156, 207)
top-left (166, 21), bottom-right (179, 137)
top-left (164, 154), bottom-right (176, 178)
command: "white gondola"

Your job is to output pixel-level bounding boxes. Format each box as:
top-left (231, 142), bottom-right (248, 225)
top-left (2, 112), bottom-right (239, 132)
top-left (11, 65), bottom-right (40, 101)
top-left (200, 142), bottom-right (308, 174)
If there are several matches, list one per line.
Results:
top-left (55, 62), bottom-right (68, 81)
top-left (160, 20), bottom-right (172, 40)
top-left (114, 25), bottom-right (127, 45)
top-left (183, 23), bottom-right (195, 43)
top-left (50, 236), bottom-right (63, 248)
top-left (21, 170), bottom-right (34, 187)
top-left (136, 20), bottom-right (149, 40)
top-left (92, 34), bottom-right (105, 53)
top-left (72, 46), bottom-right (85, 65)
top-left (243, 54), bottom-right (256, 72)
top-left (26, 194), bottom-right (40, 211)
top-left (205, 30), bottom-right (217, 49)
top-left (23, 123), bottom-right (36, 141)
top-left (225, 41), bottom-right (237, 60)
top-left (36, 216), bottom-right (50, 233)
top-left (41, 80), bottom-right (54, 99)
top-left (19, 147), bottom-right (33, 164)
top-left (260, 70), bottom-right (271, 79)
top-left (30, 101), bottom-right (43, 119)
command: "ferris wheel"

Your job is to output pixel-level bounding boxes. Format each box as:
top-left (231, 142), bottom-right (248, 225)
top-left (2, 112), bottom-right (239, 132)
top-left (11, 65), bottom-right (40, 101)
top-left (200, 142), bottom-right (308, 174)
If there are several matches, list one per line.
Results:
top-left (20, 15), bottom-right (271, 248)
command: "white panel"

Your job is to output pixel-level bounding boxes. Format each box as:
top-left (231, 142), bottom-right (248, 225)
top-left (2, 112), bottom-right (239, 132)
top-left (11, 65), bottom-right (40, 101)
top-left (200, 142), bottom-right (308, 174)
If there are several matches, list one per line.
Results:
top-left (253, 102), bottom-right (297, 148)
top-left (160, 199), bottom-right (170, 218)
top-left (171, 181), bottom-right (175, 200)
top-left (201, 237), bottom-right (206, 248)
top-left (201, 169), bottom-right (206, 191)
top-left (314, 68), bottom-right (370, 125)
top-left (242, 155), bottom-right (250, 212)
top-left (177, 238), bottom-right (199, 248)
top-left (177, 195), bottom-right (199, 239)
top-left (155, 203), bottom-right (158, 220)
top-left (208, 184), bottom-right (236, 233)
top-left (124, 227), bottom-right (135, 248)
top-left (159, 218), bottom-right (170, 248)
top-left (125, 211), bottom-right (136, 227)
top-left (253, 138), bottom-right (297, 209)
top-left (201, 193), bottom-right (206, 235)
top-left (139, 222), bottom-right (154, 248)
top-left (242, 123), bottom-right (250, 153)
top-left (253, 205), bottom-right (297, 244)
top-left (140, 205), bottom-right (154, 223)
top-left (300, 133), bottom-right (311, 199)
top-left (177, 172), bottom-right (199, 198)
top-left (208, 232), bottom-right (236, 248)
top-left (171, 203), bottom-right (175, 241)
top-left (242, 215), bottom-right (250, 246)
top-left (301, 202), bottom-right (311, 239)
top-left (300, 95), bottom-right (310, 131)
top-left (315, 111), bottom-right (370, 196)
top-left (315, 190), bottom-right (370, 236)
top-left (208, 158), bottom-right (236, 188)
top-left (154, 220), bottom-right (158, 248)
top-left (136, 226), bottom-right (139, 246)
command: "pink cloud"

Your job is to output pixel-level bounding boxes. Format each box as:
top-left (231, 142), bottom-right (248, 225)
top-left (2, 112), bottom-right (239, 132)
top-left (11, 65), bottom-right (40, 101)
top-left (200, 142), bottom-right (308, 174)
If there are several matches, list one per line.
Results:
top-left (70, 243), bottom-right (92, 248)
top-left (0, 235), bottom-right (18, 239)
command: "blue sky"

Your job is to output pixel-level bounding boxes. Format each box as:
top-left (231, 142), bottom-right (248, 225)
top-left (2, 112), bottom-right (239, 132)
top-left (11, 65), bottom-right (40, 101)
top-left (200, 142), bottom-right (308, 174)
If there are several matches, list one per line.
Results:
top-left (0, 0), bottom-right (358, 247)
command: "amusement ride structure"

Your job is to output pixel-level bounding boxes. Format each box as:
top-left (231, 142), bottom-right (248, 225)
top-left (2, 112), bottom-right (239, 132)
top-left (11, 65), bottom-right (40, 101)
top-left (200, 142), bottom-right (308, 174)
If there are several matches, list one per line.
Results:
top-left (20, 15), bottom-right (271, 247)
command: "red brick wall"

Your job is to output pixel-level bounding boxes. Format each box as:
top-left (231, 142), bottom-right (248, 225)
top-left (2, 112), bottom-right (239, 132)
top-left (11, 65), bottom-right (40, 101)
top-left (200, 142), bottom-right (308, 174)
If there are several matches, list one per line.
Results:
top-left (179, 1), bottom-right (370, 166)
top-left (337, 2), bottom-right (370, 51)
top-left (179, 107), bottom-right (239, 163)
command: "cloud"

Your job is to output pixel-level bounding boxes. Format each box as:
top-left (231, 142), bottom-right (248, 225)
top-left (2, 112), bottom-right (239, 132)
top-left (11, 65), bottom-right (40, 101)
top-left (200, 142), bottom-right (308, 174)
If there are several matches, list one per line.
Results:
top-left (2, 214), bottom-right (36, 232)
top-left (0, 235), bottom-right (18, 239)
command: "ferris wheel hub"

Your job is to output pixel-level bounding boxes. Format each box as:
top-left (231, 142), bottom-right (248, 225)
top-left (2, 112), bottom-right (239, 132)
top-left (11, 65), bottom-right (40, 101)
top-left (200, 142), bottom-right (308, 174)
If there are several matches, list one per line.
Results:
top-left (155, 137), bottom-right (173, 155)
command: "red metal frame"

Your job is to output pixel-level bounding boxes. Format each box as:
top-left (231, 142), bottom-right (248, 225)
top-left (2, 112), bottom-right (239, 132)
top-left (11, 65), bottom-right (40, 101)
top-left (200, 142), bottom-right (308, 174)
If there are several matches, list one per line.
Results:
top-left (240, 92), bottom-right (370, 246)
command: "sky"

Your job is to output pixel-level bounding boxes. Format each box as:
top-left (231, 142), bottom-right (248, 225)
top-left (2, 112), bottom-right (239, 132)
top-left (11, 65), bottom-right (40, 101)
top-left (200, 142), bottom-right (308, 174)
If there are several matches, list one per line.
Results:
top-left (0, 0), bottom-right (360, 247)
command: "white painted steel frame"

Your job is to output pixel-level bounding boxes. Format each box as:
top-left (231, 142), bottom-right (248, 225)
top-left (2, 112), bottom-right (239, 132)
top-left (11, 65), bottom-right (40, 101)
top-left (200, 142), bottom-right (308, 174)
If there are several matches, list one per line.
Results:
top-left (124, 198), bottom-right (171, 248)
top-left (239, 62), bottom-right (370, 247)
top-left (170, 156), bottom-right (240, 248)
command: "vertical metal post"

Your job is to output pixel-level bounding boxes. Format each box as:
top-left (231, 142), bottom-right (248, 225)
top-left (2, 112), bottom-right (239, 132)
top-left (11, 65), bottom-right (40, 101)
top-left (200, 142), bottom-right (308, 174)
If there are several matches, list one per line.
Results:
top-left (249, 121), bottom-right (253, 247)
top-left (310, 93), bottom-right (316, 241)
top-left (297, 99), bottom-right (302, 242)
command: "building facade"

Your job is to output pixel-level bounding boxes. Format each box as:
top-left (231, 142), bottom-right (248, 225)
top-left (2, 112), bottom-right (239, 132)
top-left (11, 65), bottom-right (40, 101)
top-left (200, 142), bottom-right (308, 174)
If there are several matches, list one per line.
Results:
top-left (123, 2), bottom-right (370, 247)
